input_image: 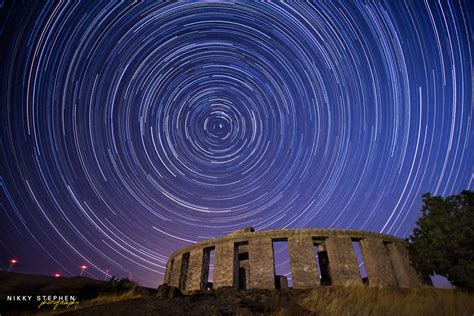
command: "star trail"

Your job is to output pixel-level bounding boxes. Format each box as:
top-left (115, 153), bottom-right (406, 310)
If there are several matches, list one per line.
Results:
top-left (0, 2), bottom-right (472, 288)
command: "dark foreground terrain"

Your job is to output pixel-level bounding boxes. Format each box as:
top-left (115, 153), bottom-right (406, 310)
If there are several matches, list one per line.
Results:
top-left (1, 271), bottom-right (473, 316)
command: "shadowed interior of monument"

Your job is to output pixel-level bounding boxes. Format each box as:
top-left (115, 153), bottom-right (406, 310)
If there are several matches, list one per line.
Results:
top-left (313, 239), bottom-right (331, 286)
top-left (165, 228), bottom-right (425, 291)
top-left (237, 242), bottom-right (249, 290)
top-left (198, 246), bottom-right (215, 290)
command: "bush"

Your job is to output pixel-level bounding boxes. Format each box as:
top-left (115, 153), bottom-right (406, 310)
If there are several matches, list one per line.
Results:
top-left (104, 276), bottom-right (137, 294)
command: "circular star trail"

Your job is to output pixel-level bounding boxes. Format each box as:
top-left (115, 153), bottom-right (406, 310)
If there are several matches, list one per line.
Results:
top-left (0, 2), bottom-right (472, 287)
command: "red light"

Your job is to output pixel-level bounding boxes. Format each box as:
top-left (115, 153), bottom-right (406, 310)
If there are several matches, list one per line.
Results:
top-left (80, 265), bottom-right (87, 269)
top-left (54, 273), bottom-right (61, 278)
top-left (10, 259), bottom-right (17, 264)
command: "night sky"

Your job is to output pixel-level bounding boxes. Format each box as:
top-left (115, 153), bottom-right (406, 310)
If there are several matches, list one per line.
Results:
top-left (0, 2), bottom-right (472, 288)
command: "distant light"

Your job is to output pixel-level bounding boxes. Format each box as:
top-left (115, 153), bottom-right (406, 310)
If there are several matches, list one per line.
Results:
top-left (79, 264), bottom-right (88, 276)
top-left (8, 259), bottom-right (18, 272)
top-left (54, 273), bottom-right (61, 278)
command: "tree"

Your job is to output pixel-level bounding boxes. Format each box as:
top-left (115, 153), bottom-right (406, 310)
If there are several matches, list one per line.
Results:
top-left (407, 190), bottom-right (474, 290)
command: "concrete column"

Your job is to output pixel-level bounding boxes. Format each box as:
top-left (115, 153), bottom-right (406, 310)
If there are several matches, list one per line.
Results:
top-left (385, 242), bottom-right (423, 288)
top-left (359, 238), bottom-right (398, 287)
top-left (186, 248), bottom-right (205, 291)
top-left (214, 241), bottom-right (238, 288)
top-left (241, 261), bottom-right (250, 289)
top-left (325, 237), bottom-right (362, 285)
top-left (169, 256), bottom-right (182, 287)
top-left (248, 238), bottom-right (275, 289)
top-left (178, 253), bottom-right (190, 290)
top-left (288, 236), bottom-right (320, 288)
top-left (164, 259), bottom-right (172, 284)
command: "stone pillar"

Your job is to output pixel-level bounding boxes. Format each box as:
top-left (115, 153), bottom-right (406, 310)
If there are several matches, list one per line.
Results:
top-left (186, 248), bottom-right (205, 291)
top-left (169, 256), bottom-right (182, 287)
top-left (385, 242), bottom-right (423, 288)
top-left (288, 236), bottom-right (320, 288)
top-left (359, 238), bottom-right (398, 286)
top-left (178, 253), bottom-right (190, 290)
top-left (325, 237), bottom-right (362, 285)
top-left (164, 259), bottom-right (172, 284)
top-left (214, 241), bottom-right (238, 288)
top-left (248, 238), bottom-right (275, 289)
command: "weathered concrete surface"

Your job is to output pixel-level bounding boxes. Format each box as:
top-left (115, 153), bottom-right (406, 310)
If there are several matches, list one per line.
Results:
top-left (178, 253), bottom-right (190, 290)
top-left (249, 238), bottom-right (275, 289)
top-left (214, 241), bottom-right (238, 288)
top-left (164, 227), bottom-right (424, 290)
top-left (385, 242), bottom-right (423, 288)
top-left (164, 259), bottom-right (172, 284)
top-left (168, 228), bottom-right (401, 260)
top-left (359, 238), bottom-right (398, 287)
top-left (169, 256), bottom-right (182, 288)
top-left (325, 237), bottom-right (362, 285)
top-left (186, 249), bottom-right (205, 291)
top-left (228, 227), bottom-right (255, 236)
top-left (288, 236), bottom-right (320, 289)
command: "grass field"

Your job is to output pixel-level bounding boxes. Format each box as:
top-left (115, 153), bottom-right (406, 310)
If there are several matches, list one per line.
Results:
top-left (1, 271), bottom-right (473, 315)
top-left (297, 286), bottom-right (474, 316)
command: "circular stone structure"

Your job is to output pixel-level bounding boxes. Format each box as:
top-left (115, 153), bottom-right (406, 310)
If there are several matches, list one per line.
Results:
top-left (164, 227), bottom-right (424, 291)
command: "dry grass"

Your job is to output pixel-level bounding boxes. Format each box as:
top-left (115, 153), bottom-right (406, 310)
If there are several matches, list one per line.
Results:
top-left (82, 290), bottom-right (142, 306)
top-left (35, 290), bottom-right (142, 315)
top-left (35, 284), bottom-right (474, 315)
top-left (297, 286), bottom-right (474, 316)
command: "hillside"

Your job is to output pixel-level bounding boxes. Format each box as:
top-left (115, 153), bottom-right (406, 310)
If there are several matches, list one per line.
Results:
top-left (0, 271), bottom-right (473, 315)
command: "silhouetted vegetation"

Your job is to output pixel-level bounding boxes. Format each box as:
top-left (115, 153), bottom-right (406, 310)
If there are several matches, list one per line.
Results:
top-left (407, 190), bottom-right (474, 290)
top-left (104, 276), bottom-right (137, 294)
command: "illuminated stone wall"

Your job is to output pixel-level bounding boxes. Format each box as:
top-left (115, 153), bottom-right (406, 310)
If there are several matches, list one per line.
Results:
top-left (164, 227), bottom-right (423, 291)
